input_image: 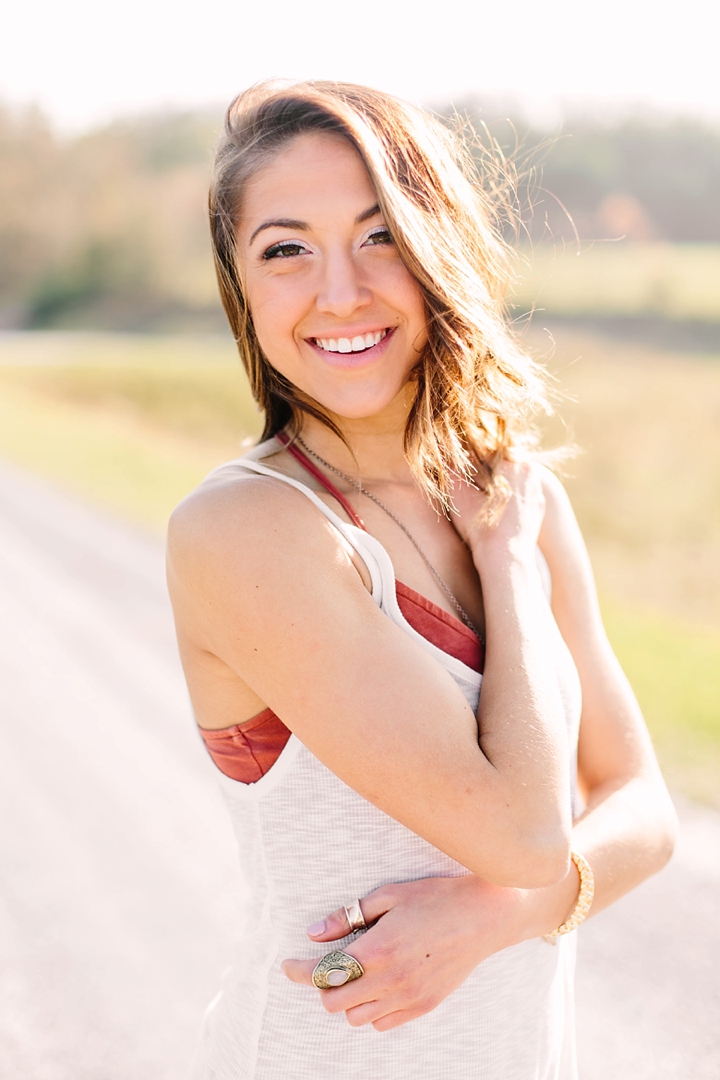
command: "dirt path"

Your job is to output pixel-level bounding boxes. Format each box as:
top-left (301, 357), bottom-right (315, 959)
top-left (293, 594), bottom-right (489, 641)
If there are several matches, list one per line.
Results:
top-left (0, 461), bottom-right (717, 1079)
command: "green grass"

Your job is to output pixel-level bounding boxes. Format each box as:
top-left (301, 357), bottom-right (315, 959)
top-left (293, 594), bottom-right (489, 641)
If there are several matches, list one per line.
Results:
top-left (533, 329), bottom-right (720, 632)
top-left (0, 382), bottom-right (240, 531)
top-left (0, 330), bottom-right (239, 366)
top-left (0, 333), bottom-right (262, 531)
top-left (1, 330), bottom-right (718, 804)
top-left (511, 243), bottom-right (720, 320)
top-left (0, 361), bottom-right (262, 445)
top-left (601, 598), bottom-right (720, 808)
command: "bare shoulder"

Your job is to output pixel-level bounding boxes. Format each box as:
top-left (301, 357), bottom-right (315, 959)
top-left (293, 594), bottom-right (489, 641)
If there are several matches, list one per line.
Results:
top-left (538, 466), bottom-right (581, 537)
top-left (534, 466), bottom-right (607, 639)
top-left (168, 465), bottom-right (344, 575)
top-left (537, 467), bottom-right (592, 569)
top-left (166, 463), bottom-right (371, 655)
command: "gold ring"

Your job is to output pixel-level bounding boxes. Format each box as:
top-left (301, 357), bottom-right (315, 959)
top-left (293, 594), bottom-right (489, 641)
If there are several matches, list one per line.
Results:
top-left (343, 899), bottom-right (368, 934)
top-left (311, 950), bottom-right (364, 989)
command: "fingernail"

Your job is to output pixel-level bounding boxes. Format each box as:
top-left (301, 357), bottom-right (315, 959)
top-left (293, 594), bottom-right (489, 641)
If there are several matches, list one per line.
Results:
top-left (307, 920), bottom-right (325, 936)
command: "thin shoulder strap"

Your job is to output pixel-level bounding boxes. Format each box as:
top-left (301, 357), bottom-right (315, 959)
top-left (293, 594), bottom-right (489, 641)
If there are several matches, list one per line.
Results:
top-left (275, 431), bottom-right (367, 531)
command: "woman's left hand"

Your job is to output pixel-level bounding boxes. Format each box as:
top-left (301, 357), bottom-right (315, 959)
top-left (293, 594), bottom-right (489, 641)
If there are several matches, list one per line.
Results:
top-left (281, 875), bottom-right (536, 1031)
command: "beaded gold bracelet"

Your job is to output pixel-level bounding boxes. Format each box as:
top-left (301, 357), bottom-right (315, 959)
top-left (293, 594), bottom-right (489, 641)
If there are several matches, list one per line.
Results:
top-left (542, 850), bottom-right (595, 944)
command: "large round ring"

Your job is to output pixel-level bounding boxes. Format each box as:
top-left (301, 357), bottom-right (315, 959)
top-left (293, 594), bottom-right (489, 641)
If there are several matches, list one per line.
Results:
top-left (343, 899), bottom-right (368, 935)
top-left (311, 951), bottom-right (364, 990)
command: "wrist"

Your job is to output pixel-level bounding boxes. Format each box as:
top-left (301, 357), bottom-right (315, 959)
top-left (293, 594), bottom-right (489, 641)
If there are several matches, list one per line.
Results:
top-left (516, 858), bottom-right (582, 943)
top-left (462, 875), bottom-right (530, 955)
top-left (471, 546), bottom-right (546, 621)
top-left (470, 536), bottom-right (538, 577)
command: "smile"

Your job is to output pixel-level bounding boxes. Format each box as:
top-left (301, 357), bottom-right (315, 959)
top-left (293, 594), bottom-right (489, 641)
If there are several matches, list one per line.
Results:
top-left (312, 329), bottom-right (389, 353)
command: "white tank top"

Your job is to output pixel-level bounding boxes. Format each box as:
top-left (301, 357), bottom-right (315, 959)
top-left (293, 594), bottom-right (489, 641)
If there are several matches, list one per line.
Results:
top-left (191, 440), bottom-right (582, 1080)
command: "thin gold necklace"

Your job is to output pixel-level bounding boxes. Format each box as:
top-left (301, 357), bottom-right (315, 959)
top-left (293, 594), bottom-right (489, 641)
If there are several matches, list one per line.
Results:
top-left (296, 436), bottom-right (480, 637)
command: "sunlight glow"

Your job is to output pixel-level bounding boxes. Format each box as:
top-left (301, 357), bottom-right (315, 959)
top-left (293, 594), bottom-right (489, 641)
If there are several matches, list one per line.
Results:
top-left (1, 0), bottom-right (717, 132)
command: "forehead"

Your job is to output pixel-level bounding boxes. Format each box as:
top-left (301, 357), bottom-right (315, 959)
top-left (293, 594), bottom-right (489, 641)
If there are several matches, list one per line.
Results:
top-left (240, 132), bottom-right (377, 229)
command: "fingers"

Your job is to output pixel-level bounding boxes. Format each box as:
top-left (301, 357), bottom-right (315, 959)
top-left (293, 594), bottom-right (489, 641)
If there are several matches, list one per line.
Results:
top-left (281, 958), bottom-right (317, 986)
top-left (281, 955), bottom-right (381, 1024)
top-left (281, 961), bottom-right (391, 1028)
top-left (279, 958), bottom-right (430, 1033)
top-left (343, 999), bottom-right (387, 1028)
top-left (283, 883), bottom-right (427, 1030)
top-left (282, 938), bottom-right (374, 996)
top-left (305, 908), bottom-right (353, 942)
top-left (372, 1007), bottom-right (427, 1032)
top-left (280, 956), bottom-right (372, 998)
top-left (306, 885), bottom-right (396, 942)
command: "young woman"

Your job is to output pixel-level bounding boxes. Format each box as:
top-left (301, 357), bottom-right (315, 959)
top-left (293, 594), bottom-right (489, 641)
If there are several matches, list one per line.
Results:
top-left (167, 81), bottom-right (677, 1079)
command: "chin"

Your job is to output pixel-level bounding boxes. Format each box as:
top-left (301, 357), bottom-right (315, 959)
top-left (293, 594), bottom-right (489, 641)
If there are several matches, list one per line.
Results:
top-left (310, 385), bottom-right (408, 423)
top-left (301, 366), bottom-right (413, 420)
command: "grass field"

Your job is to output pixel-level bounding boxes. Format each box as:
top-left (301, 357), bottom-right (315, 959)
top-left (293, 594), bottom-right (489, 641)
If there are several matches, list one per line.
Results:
top-left (533, 327), bottom-right (720, 631)
top-left (0, 329), bottom-right (718, 805)
top-left (512, 243), bottom-right (720, 321)
top-left (0, 332), bottom-right (260, 527)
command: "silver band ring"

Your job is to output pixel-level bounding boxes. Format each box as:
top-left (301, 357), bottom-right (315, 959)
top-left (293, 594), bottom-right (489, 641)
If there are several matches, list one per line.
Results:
top-left (311, 950), bottom-right (364, 989)
top-left (343, 899), bottom-right (367, 934)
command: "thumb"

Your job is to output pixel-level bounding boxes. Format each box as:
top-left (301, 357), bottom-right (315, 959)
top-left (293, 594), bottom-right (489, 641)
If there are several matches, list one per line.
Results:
top-left (306, 885), bottom-right (397, 942)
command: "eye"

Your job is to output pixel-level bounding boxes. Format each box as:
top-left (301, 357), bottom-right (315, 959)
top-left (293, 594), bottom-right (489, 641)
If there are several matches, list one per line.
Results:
top-left (262, 240), bottom-right (308, 260)
top-left (363, 227), bottom-right (393, 247)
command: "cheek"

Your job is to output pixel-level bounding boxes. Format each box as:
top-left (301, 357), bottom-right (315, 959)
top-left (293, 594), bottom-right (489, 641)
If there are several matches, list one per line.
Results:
top-left (387, 266), bottom-right (427, 344)
top-left (246, 281), bottom-right (300, 363)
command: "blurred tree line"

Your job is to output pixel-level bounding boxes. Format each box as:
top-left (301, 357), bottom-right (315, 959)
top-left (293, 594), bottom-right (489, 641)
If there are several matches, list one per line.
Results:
top-left (0, 105), bottom-right (222, 331)
top-left (470, 107), bottom-right (720, 246)
top-left (1, 99), bottom-right (719, 331)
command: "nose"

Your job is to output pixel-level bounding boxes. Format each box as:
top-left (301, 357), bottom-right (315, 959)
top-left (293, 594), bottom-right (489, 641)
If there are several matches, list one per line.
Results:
top-left (315, 249), bottom-right (372, 318)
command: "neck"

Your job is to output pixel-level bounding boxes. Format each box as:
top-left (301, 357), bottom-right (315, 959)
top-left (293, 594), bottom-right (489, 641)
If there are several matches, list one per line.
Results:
top-left (295, 402), bottom-right (413, 485)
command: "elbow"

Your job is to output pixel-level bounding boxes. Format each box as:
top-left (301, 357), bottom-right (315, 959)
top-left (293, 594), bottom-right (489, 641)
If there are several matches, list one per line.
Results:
top-left (510, 801), bottom-right (574, 889)
top-left (637, 775), bottom-right (679, 877)
top-left (479, 826), bottom-right (573, 890)
top-left (513, 836), bottom-right (573, 890)
top-left (655, 794), bottom-right (679, 871)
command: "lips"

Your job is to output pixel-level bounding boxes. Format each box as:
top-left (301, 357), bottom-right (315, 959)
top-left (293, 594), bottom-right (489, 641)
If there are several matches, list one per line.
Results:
top-left (312, 329), bottom-right (389, 354)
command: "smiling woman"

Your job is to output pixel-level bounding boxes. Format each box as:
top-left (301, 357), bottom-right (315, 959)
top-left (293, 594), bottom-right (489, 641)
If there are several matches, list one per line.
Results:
top-left (166, 81), bottom-right (677, 1080)
top-left (237, 131), bottom-right (428, 423)
top-left (209, 82), bottom-right (551, 510)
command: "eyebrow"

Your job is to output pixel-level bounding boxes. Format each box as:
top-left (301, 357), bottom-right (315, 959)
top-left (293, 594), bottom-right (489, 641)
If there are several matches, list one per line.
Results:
top-left (248, 204), bottom-right (381, 246)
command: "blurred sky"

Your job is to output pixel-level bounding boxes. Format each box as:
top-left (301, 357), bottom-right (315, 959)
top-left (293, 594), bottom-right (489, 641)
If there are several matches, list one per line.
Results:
top-left (2, 0), bottom-right (717, 132)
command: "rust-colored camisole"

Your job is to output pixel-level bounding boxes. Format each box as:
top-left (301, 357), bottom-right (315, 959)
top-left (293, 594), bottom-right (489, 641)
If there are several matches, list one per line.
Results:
top-left (199, 437), bottom-right (484, 784)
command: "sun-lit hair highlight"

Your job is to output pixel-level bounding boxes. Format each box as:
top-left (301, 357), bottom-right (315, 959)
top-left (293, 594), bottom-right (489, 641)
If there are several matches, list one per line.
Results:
top-left (209, 79), bottom-right (556, 514)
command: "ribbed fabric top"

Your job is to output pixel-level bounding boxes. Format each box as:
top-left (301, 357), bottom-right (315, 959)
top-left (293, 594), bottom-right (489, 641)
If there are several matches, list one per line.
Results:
top-left (189, 438), bottom-right (582, 1080)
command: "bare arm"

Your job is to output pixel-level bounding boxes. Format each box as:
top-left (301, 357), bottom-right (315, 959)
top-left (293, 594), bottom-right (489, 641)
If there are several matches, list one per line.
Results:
top-left (167, 464), bottom-right (572, 888)
top-left (540, 470), bottom-right (677, 909)
top-left (282, 471), bottom-right (677, 1030)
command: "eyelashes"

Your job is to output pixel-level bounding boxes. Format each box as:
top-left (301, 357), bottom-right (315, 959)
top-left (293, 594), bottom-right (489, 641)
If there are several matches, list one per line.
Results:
top-left (260, 227), bottom-right (394, 262)
top-left (262, 241), bottom-right (308, 261)
top-left (364, 227), bottom-right (393, 246)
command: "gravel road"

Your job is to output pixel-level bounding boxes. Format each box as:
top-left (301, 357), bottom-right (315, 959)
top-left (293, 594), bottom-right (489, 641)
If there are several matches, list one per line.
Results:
top-left (0, 460), bottom-right (718, 1079)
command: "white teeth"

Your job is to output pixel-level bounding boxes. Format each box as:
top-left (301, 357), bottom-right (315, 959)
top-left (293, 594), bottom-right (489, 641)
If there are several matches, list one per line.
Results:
top-left (314, 329), bottom-right (388, 353)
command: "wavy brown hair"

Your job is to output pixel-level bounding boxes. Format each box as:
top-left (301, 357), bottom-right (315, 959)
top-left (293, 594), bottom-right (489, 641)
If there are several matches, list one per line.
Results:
top-left (209, 80), bottom-right (554, 511)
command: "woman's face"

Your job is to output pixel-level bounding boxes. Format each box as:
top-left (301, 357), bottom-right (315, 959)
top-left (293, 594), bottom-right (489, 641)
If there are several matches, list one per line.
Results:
top-left (238, 132), bottom-right (427, 423)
